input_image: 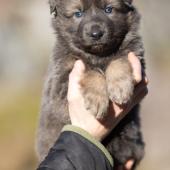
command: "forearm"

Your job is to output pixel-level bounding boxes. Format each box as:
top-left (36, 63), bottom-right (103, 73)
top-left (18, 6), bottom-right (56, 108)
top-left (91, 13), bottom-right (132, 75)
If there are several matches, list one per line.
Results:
top-left (37, 125), bottom-right (113, 170)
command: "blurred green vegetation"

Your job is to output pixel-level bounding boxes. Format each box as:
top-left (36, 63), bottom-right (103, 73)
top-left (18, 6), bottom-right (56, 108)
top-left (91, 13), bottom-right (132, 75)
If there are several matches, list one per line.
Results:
top-left (0, 87), bottom-right (39, 136)
top-left (0, 83), bottom-right (41, 170)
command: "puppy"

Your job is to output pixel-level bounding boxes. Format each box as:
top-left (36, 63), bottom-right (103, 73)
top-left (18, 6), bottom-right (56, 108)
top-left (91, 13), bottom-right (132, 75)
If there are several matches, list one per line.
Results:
top-left (37, 0), bottom-right (145, 169)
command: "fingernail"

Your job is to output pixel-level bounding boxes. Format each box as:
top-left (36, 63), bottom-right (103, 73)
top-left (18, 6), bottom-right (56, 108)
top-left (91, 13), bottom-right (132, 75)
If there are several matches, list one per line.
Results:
top-left (74, 60), bottom-right (85, 72)
top-left (128, 52), bottom-right (135, 59)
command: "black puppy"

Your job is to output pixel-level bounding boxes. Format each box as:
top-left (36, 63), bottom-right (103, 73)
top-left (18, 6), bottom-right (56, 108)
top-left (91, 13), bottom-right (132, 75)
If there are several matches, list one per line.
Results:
top-left (37, 0), bottom-right (145, 169)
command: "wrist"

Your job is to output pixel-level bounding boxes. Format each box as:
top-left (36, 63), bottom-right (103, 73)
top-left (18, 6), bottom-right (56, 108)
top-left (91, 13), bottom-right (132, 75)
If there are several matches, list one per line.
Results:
top-left (62, 124), bottom-right (114, 167)
top-left (71, 117), bottom-right (109, 141)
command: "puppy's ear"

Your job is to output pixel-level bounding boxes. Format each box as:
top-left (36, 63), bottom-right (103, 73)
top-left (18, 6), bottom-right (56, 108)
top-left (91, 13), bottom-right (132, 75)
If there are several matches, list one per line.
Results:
top-left (49, 0), bottom-right (57, 17)
top-left (50, 5), bottom-right (57, 17)
top-left (123, 0), bottom-right (134, 10)
top-left (124, 0), bottom-right (133, 4)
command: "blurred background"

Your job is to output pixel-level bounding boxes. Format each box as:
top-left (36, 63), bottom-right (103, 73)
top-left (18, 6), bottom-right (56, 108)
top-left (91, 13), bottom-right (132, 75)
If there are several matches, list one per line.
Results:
top-left (0, 0), bottom-right (170, 170)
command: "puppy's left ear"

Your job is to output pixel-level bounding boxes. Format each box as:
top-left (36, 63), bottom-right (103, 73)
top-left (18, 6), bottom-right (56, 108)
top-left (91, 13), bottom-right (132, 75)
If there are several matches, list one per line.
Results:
top-left (123, 0), bottom-right (134, 10)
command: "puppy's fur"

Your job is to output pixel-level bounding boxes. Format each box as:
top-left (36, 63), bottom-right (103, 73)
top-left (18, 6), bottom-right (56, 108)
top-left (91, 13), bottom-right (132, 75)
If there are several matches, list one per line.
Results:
top-left (37, 0), bottom-right (145, 169)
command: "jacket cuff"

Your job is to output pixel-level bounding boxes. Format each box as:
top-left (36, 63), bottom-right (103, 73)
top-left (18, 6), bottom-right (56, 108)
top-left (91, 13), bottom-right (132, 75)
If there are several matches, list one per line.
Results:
top-left (62, 125), bottom-right (114, 167)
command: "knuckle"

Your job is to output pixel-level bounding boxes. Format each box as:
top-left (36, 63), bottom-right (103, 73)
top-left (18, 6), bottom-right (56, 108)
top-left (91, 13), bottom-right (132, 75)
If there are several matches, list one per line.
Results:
top-left (135, 76), bottom-right (142, 84)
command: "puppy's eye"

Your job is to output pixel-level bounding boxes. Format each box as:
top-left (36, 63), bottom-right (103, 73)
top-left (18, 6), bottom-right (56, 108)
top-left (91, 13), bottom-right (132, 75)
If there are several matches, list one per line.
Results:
top-left (105, 6), bottom-right (113, 14)
top-left (74, 11), bottom-right (83, 18)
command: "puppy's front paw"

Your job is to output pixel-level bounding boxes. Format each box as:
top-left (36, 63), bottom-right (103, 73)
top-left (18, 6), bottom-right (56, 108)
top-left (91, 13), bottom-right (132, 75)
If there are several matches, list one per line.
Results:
top-left (108, 78), bottom-right (134, 105)
top-left (106, 58), bottom-right (134, 105)
top-left (81, 71), bottom-right (109, 119)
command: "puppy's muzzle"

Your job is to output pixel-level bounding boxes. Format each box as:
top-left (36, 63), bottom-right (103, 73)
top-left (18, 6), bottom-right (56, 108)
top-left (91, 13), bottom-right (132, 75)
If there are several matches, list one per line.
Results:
top-left (90, 25), bottom-right (104, 40)
top-left (82, 22), bottom-right (106, 43)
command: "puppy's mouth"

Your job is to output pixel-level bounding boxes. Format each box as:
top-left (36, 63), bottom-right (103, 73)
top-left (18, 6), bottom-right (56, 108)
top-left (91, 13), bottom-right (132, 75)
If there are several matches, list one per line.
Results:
top-left (81, 42), bottom-right (115, 56)
top-left (87, 44), bottom-right (105, 52)
top-left (74, 37), bottom-right (117, 56)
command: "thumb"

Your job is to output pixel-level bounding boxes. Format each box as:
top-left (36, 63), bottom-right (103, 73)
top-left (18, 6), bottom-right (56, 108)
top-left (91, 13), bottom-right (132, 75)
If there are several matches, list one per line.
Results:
top-left (67, 60), bottom-right (85, 101)
top-left (128, 52), bottom-right (142, 84)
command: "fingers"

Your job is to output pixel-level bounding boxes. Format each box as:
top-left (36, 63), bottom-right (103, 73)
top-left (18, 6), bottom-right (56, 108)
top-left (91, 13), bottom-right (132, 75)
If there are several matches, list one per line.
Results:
top-left (122, 78), bottom-right (148, 115)
top-left (67, 60), bottom-right (85, 101)
top-left (132, 79), bottom-right (148, 106)
top-left (134, 86), bottom-right (148, 105)
top-left (125, 160), bottom-right (135, 170)
top-left (69, 60), bottom-right (85, 83)
top-left (143, 72), bottom-right (149, 85)
top-left (129, 52), bottom-right (149, 104)
top-left (128, 52), bottom-right (142, 84)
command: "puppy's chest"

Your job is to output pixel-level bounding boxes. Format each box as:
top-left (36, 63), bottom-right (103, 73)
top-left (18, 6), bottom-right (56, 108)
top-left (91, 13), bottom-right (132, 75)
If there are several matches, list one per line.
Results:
top-left (81, 55), bottom-right (113, 72)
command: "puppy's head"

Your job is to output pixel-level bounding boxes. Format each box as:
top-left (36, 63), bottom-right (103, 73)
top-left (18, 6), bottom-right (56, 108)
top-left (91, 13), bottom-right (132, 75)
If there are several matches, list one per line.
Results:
top-left (49, 0), bottom-right (137, 55)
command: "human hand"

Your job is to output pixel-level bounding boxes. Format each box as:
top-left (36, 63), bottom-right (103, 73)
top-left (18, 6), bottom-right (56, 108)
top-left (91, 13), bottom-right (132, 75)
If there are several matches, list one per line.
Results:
top-left (112, 53), bottom-right (148, 170)
top-left (67, 53), bottom-right (148, 141)
top-left (67, 53), bottom-right (148, 170)
top-left (101, 53), bottom-right (148, 136)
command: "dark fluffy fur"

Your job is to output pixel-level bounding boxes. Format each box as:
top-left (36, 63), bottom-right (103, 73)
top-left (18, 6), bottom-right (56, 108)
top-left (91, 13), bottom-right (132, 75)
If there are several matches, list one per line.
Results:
top-left (37, 0), bottom-right (145, 169)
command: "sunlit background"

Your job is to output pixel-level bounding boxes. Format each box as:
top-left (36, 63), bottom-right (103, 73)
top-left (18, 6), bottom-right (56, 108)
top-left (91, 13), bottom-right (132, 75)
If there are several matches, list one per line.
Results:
top-left (0, 0), bottom-right (170, 170)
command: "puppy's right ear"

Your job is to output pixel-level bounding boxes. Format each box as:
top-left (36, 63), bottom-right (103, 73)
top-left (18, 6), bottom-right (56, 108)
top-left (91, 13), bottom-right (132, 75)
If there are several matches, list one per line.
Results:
top-left (123, 0), bottom-right (134, 11)
top-left (49, 0), bottom-right (57, 17)
top-left (50, 5), bottom-right (57, 17)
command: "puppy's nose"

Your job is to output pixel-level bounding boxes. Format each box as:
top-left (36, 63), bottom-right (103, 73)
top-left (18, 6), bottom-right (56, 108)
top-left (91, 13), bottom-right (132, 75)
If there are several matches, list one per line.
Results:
top-left (90, 25), bottom-right (104, 40)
